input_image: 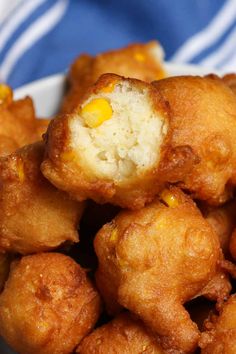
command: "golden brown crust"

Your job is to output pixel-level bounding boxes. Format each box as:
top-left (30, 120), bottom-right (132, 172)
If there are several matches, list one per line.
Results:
top-left (152, 75), bottom-right (236, 205)
top-left (200, 200), bottom-right (236, 255)
top-left (200, 294), bottom-right (236, 353)
top-left (35, 118), bottom-right (50, 140)
top-left (61, 41), bottom-right (166, 113)
top-left (0, 142), bottom-right (84, 254)
top-left (77, 313), bottom-right (165, 354)
top-left (222, 73), bottom-right (236, 96)
top-left (0, 253), bottom-right (101, 354)
top-left (94, 187), bottom-right (221, 352)
top-left (42, 74), bottom-right (172, 209)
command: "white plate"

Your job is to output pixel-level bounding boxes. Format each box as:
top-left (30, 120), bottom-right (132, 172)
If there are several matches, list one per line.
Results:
top-left (1, 62), bottom-right (218, 354)
top-left (14, 62), bottom-right (218, 118)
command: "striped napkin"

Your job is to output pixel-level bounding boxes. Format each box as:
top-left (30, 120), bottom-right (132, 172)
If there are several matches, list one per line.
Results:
top-left (0, 0), bottom-right (235, 89)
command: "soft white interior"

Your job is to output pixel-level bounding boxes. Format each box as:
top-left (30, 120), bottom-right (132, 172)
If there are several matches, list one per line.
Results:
top-left (69, 82), bottom-right (167, 183)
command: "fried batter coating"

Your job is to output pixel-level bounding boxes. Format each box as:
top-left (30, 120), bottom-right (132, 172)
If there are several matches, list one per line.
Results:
top-left (0, 84), bottom-right (38, 156)
top-left (42, 74), bottom-right (171, 209)
top-left (36, 118), bottom-right (50, 139)
top-left (77, 313), bottom-right (165, 354)
top-left (200, 294), bottom-right (236, 353)
top-left (0, 253), bottom-right (101, 354)
top-left (94, 187), bottom-right (222, 353)
top-left (222, 73), bottom-right (236, 96)
top-left (152, 75), bottom-right (236, 205)
top-left (200, 201), bottom-right (236, 255)
top-left (61, 41), bottom-right (166, 113)
top-left (0, 142), bottom-right (83, 254)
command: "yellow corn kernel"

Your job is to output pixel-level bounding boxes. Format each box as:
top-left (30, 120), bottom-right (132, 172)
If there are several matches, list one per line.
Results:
top-left (81, 98), bottom-right (113, 128)
top-left (101, 79), bottom-right (118, 93)
top-left (0, 84), bottom-right (13, 107)
top-left (134, 52), bottom-right (146, 62)
top-left (160, 189), bottom-right (179, 208)
top-left (61, 150), bottom-right (77, 162)
top-left (110, 228), bottom-right (118, 242)
top-left (16, 158), bottom-right (25, 183)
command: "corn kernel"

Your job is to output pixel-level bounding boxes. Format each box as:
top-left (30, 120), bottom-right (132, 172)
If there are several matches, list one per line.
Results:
top-left (134, 52), bottom-right (146, 62)
top-left (16, 158), bottom-right (25, 183)
top-left (61, 150), bottom-right (77, 162)
top-left (110, 228), bottom-right (118, 242)
top-left (0, 84), bottom-right (13, 107)
top-left (160, 189), bottom-right (179, 208)
top-left (81, 98), bottom-right (113, 128)
top-left (101, 79), bottom-right (118, 93)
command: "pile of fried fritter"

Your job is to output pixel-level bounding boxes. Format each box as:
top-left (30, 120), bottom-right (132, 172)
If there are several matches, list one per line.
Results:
top-left (1, 41), bottom-right (236, 354)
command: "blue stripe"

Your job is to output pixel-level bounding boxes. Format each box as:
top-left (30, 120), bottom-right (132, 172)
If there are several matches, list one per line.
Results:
top-left (189, 21), bottom-right (236, 65)
top-left (3, 0), bottom-right (232, 88)
top-left (0, 0), bottom-right (58, 62)
top-left (0, 0), bottom-right (25, 29)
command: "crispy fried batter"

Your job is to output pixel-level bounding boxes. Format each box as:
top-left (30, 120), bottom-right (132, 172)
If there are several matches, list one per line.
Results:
top-left (0, 142), bottom-right (84, 254)
top-left (200, 294), bottom-right (236, 353)
top-left (61, 41), bottom-right (166, 113)
top-left (42, 74), bottom-right (171, 209)
top-left (0, 90), bottom-right (38, 156)
top-left (0, 253), bottom-right (101, 354)
top-left (152, 75), bottom-right (236, 205)
top-left (94, 187), bottom-right (222, 353)
top-left (77, 312), bottom-right (165, 354)
top-left (222, 73), bottom-right (236, 96)
top-left (200, 200), bottom-right (236, 255)
top-left (35, 118), bottom-right (50, 140)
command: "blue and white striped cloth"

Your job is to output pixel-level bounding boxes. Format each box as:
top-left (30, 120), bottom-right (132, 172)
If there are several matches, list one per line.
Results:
top-left (0, 0), bottom-right (236, 89)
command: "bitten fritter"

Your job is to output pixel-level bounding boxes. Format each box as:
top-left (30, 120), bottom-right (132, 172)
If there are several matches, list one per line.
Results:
top-left (43, 74), bottom-right (236, 209)
top-left (152, 75), bottom-right (236, 205)
top-left (0, 142), bottom-right (84, 254)
top-left (42, 74), bottom-right (171, 209)
top-left (61, 41), bottom-right (166, 113)
top-left (94, 187), bottom-right (222, 353)
top-left (200, 201), bottom-right (236, 255)
top-left (0, 84), bottom-right (38, 156)
top-left (0, 253), bottom-right (101, 354)
top-left (200, 294), bottom-right (236, 353)
top-left (77, 313), bottom-right (165, 354)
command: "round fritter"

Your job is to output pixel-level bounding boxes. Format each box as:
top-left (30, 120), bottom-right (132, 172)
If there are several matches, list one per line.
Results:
top-left (77, 312), bottom-right (165, 354)
top-left (200, 294), bottom-right (236, 354)
top-left (61, 41), bottom-right (166, 113)
top-left (42, 74), bottom-right (171, 209)
top-left (94, 187), bottom-right (222, 353)
top-left (0, 253), bottom-right (101, 354)
top-left (0, 142), bottom-right (84, 254)
top-left (152, 75), bottom-right (236, 205)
